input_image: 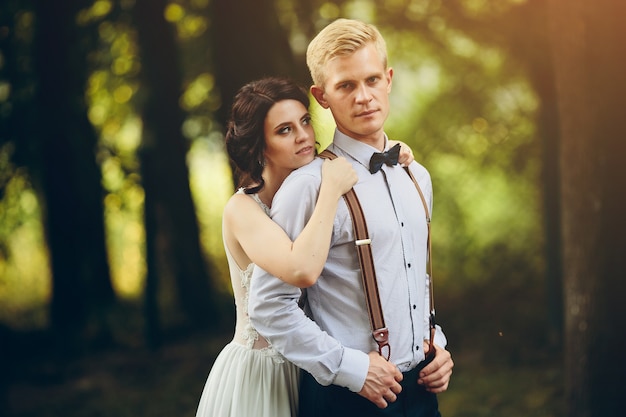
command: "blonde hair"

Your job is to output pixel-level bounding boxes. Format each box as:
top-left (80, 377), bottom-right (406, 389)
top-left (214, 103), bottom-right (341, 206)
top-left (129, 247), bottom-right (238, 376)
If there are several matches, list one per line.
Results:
top-left (306, 18), bottom-right (388, 88)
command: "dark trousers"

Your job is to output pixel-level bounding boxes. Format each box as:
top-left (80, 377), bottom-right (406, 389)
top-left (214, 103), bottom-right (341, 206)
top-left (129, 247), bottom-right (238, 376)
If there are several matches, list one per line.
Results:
top-left (299, 366), bottom-right (441, 417)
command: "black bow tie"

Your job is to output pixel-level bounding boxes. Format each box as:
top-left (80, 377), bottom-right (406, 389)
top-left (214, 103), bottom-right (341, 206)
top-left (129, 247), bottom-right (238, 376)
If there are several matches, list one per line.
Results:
top-left (369, 143), bottom-right (401, 174)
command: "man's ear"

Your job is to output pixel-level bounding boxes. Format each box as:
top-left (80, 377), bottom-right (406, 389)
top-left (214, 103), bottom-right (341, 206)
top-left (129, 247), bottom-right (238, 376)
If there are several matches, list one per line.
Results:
top-left (310, 85), bottom-right (329, 109)
top-left (386, 67), bottom-right (394, 93)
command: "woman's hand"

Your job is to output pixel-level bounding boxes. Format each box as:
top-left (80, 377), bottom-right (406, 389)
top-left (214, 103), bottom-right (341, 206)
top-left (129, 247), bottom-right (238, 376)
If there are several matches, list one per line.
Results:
top-left (321, 157), bottom-right (358, 197)
top-left (389, 140), bottom-right (415, 167)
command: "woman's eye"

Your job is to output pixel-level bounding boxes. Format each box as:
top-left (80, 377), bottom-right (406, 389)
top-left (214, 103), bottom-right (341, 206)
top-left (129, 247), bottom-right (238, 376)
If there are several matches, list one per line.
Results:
top-left (278, 126), bottom-right (292, 135)
top-left (302, 116), bottom-right (312, 125)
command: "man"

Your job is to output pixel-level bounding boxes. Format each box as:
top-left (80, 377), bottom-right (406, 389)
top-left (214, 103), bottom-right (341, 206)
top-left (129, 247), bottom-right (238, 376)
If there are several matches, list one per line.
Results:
top-left (249, 18), bottom-right (454, 417)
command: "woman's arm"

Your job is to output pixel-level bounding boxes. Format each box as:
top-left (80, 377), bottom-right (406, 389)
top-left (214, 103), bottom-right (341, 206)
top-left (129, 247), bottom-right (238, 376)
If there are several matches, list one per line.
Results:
top-left (225, 157), bottom-right (357, 287)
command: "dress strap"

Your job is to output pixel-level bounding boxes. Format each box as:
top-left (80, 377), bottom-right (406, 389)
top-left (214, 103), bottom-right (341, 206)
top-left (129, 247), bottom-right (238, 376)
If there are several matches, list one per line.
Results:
top-left (250, 193), bottom-right (270, 216)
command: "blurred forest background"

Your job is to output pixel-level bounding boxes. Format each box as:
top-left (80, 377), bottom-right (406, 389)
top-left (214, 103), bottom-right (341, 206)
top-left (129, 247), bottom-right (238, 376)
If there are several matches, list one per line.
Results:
top-left (0, 0), bottom-right (624, 416)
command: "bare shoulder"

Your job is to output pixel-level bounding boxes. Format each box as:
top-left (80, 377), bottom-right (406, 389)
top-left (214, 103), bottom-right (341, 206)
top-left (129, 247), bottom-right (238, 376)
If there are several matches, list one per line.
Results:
top-left (223, 192), bottom-right (267, 225)
top-left (224, 192), bottom-right (255, 214)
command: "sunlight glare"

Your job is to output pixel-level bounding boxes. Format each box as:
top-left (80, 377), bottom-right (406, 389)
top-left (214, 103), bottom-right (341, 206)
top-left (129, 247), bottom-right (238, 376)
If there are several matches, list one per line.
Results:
top-left (181, 73), bottom-right (215, 111)
top-left (165, 4), bottom-right (185, 23)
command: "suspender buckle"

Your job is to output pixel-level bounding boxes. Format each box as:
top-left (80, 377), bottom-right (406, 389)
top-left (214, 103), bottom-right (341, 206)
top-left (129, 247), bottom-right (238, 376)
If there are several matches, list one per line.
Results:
top-left (373, 327), bottom-right (390, 360)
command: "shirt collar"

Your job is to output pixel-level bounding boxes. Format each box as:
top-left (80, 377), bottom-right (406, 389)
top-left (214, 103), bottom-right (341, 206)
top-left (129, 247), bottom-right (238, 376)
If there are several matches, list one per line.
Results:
top-left (331, 130), bottom-right (390, 170)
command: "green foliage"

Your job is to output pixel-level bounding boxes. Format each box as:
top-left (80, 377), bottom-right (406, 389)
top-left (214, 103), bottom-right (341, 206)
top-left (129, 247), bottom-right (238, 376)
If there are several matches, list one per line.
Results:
top-left (0, 163), bottom-right (50, 329)
top-left (0, 0), bottom-right (564, 415)
top-left (0, 0), bottom-right (545, 322)
top-left (381, 13), bottom-right (542, 290)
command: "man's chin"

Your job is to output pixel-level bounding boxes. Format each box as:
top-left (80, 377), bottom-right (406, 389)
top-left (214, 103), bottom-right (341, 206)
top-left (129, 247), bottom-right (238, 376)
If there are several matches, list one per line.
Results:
top-left (355, 125), bottom-right (385, 139)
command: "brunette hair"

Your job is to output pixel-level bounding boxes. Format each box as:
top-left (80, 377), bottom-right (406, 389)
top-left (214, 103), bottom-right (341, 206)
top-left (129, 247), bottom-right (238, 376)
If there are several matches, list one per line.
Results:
top-left (306, 18), bottom-right (388, 88)
top-left (225, 77), bottom-right (310, 194)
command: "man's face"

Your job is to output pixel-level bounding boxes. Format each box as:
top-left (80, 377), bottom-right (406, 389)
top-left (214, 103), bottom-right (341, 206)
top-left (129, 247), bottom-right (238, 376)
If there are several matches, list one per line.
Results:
top-left (312, 42), bottom-right (393, 147)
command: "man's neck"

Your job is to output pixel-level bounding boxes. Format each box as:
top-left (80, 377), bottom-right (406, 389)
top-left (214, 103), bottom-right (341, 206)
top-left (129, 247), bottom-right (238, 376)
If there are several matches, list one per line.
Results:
top-left (336, 128), bottom-right (386, 151)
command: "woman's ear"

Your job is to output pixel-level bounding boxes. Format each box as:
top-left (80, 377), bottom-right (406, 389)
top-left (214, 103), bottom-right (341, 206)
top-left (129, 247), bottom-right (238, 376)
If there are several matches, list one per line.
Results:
top-left (310, 85), bottom-right (329, 109)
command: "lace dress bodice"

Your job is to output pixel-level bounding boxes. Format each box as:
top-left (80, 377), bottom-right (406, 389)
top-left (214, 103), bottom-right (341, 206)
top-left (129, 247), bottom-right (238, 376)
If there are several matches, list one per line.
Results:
top-left (225, 191), bottom-right (284, 363)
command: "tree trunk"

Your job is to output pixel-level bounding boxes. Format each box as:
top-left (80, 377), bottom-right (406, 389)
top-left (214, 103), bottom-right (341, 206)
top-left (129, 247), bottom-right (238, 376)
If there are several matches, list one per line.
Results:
top-left (133, 0), bottom-right (221, 333)
top-left (547, 1), bottom-right (626, 415)
top-left (209, 0), bottom-right (303, 189)
top-left (521, 2), bottom-right (564, 349)
top-left (34, 0), bottom-right (115, 352)
top-left (210, 0), bottom-right (302, 127)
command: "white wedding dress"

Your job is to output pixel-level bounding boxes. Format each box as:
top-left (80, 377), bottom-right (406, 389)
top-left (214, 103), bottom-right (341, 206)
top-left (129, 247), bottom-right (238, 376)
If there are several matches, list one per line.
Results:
top-left (195, 192), bottom-right (299, 417)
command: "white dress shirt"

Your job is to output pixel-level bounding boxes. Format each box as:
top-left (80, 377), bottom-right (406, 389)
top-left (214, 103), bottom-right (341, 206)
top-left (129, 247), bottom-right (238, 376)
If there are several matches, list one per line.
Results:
top-left (249, 130), bottom-right (447, 393)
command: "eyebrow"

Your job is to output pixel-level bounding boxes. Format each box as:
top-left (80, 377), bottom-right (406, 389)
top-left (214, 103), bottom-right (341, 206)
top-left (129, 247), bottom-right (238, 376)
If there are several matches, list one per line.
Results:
top-left (332, 72), bottom-right (382, 88)
top-left (272, 112), bottom-right (311, 131)
top-left (272, 121), bottom-right (292, 131)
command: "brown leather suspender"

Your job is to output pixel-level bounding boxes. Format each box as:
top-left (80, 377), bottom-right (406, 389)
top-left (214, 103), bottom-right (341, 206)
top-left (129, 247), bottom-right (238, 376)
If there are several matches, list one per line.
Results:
top-left (339, 170), bottom-right (390, 358)
top-left (319, 149), bottom-right (436, 361)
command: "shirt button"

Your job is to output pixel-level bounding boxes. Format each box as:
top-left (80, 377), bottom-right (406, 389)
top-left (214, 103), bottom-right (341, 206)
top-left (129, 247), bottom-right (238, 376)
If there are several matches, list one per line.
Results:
top-left (401, 222), bottom-right (404, 227)
top-left (413, 304), bottom-right (416, 309)
top-left (415, 345), bottom-right (420, 351)
top-left (407, 263), bottom-right (411, 268)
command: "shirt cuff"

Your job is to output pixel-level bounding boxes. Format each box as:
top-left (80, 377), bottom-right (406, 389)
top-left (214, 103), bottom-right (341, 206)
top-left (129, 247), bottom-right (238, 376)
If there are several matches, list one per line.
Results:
top-left (333, 347), bottom-right (370, 392)
top-left (434, 324), bottom-right (447, 349)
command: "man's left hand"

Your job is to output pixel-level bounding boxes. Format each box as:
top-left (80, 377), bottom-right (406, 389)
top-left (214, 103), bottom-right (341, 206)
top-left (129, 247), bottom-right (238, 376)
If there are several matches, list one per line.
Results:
top-left (417, 343), bottom-right (454, 393)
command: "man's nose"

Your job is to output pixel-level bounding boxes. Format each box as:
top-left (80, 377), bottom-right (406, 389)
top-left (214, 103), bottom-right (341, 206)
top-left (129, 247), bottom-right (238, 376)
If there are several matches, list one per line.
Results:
top-left (355, 83), bottom-right (372, 103)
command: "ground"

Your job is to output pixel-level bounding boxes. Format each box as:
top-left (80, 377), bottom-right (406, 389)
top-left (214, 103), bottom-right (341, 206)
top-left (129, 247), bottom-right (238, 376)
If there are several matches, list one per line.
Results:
top-left (3, 284), bottom-right (564, 417)
top-left (4, 333), bottom-right (563, 416)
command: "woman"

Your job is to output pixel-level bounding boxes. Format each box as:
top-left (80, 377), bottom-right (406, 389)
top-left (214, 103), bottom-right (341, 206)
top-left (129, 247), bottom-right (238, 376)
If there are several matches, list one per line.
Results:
top-left (195, 77), bottom-right (413, 417)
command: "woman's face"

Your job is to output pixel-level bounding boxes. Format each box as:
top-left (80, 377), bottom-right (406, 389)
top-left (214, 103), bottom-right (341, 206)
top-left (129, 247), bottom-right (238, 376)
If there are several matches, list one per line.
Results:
top-left (263, 99), bottom-right (316, 172)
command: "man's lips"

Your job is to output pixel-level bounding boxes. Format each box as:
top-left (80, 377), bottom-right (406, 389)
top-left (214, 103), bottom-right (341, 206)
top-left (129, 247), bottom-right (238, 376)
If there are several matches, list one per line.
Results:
top-left (355, 109), bottom-right (378, 117)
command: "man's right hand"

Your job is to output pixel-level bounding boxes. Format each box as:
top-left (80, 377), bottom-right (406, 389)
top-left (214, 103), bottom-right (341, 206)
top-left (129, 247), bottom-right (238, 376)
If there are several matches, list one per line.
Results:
top-left (358, 351), bottom-right (403, 408)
